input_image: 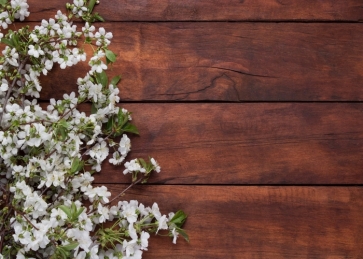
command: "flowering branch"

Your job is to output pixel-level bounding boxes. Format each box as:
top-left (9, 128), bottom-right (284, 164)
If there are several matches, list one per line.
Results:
top-left (0, 0), bottom-right (188, 258)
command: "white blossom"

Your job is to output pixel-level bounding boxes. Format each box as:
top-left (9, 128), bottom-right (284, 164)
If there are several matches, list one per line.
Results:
top-left (0, 11), bottom-right (11, 29)
top-left (123, 159), bottom-right (146, 175)
top-left (11, 0), bottom-right (29, 20)
top-left (119, 134), bottom-right (131, 156)
top-left (151, 158), bottom-right (161, 173)
top-left (0, 79), bottom-right (8, 92)
top-left (0, 0), bottom-right (187, 256)
top-left (28, 45), bottom-right (44, 58)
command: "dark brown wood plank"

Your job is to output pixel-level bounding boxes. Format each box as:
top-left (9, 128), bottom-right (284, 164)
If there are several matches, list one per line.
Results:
top-left (26, 0), bottom-right (363, 22)
top-left (104, 185), bottom-right (363, 259)
top-left (39, 22), bottom-right (363, 101)
top-left (92, 103), bottom-right (363, 185)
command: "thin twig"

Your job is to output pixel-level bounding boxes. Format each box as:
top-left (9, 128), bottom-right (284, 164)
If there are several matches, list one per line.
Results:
top-left (14, 209), bottom-right (39, 230)
top-left (108, 174), bottom-right (147, 204)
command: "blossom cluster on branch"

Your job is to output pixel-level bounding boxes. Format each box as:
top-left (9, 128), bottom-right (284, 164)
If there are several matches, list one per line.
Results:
top-left (0, 0), bottom-right (188, 258)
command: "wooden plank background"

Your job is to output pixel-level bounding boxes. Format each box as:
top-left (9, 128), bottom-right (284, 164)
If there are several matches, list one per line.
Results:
top-left (29, 0), bottom-right (363, 258)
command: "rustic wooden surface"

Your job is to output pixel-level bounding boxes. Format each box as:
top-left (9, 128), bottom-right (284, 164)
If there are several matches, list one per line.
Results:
top-left (26, 0), bottom-right (363, 22)
top-left (32, 0), bottom-right (363, 258)
top-left (39, 22), bottom-right (363, 101)
top-left (94, 103), bottom-right (363, 185)
top-left (104, 185), bottom-right (363, 259)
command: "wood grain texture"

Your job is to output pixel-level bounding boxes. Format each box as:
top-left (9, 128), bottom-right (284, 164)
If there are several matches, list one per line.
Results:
top-left (39, 22), bottom-right (363, 102)
top-left (26, 0), bottom-right (363, 22)
top-left (91, 103), bottom-right (363, 185)
top-left (8, 0), bottom-right (363, 258)
top-left (104, 185), bottom-right (363, 259)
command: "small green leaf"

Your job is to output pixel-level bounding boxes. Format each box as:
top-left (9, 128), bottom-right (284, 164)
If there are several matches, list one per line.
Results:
top-left (74, 207), bottom-right (85, 219)
top-left (0, 0), bottom-right (7, 6)
top-left (103, 115), bottom-right (114, 134)
top-left (59, 127), bottom-right (67, 141)
top-left (87, 0), bottom-right (97, 12)
top-left (71, 157), bottom-right (81, 173)
top-left (1, 38), bottom-right (15, 48)
top-left (110, 75), bottom-right (121, 87)
top-left (117, 109), bottom-right (127, 126)
top-left (77, 161), bottom-right (84, 172)
top-left (176, 227), bottom-right (189, 243)
top-left (122, 123), bottom-right (139, 135)
top-left (94, 13), bottom-right (105, 22)
top-left (138, 158), bottom-right (147, 169)
top-left (59, 205), bottom-right (72, 219)
top-left (95, 71), bottom-right (108, 87)
top-left (61, 242), bottom-right (79, 251)
top-left (58, 119), bottom-right (69, 128)
top-left (12, 34), bottom-right (20, 49)
top-left (170, 210), bottom-right (188, 227)
top-left (71, 202), bottom-right (77, 215)
top-left (105, 49), bottom-right (116, 63)
top-left (58, 248), bottom-right (69, 259)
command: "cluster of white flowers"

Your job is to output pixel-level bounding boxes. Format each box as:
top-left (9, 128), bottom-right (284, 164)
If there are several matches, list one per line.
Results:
top-left (0, 0), bottom-right (187, 258)
top-left (0, 0), bottom-right (29, 31)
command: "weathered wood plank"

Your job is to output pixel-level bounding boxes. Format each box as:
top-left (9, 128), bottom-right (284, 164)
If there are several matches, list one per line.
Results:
top-left (39, 22), bottom-right (363, 102)
top-left (91, 103), bottom-right (363, 185)
top-left (104, 185), bottom-right (363, 259)
top-left (26, 0), bottom-right (363, 22)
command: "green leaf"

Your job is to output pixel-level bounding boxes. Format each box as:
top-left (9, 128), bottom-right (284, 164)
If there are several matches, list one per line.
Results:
top-left (71, 157), bottom-right (81, 173)
top-left (103, 115), bottom-right (114, 134)
top-left (0, 0), bottom-right (7, 6)
top-left (95, 71), bottom-right (108, 87)
top-left (122, 123), bottom-right (139, 135)
top-left (87, 0), bottom-right (97, 13)
top-left (77, 161), bottom-right (84, 172)
top-left (176, 227), bottom-right (189, 243)
top-left (71, 158), bottom-right (79, 173)
top-left (138, 158), bottom-right (147, 169)
top-left (12, 34), bottom-right (20, 49)
top-left (94, 13), bottom-right (105, 22)
top-left (1, 38), bottom-right (15, 48)
top-left (58, 119), bottom-right (69, 128)
top-left (59, 205), bottom-right (72, 219)
top-left (57, 248), bottom-right (69, 259)
top-left (117, 109), bottom-right (127, 125)
top-left (110, 75), bottom-right (121, 87)
top-left (60, 242), bottom-right (79, 251)
top-left (170, 210), bottom-right (188, 227)
top-left (105, 49), bottom-right (116, 63)
top-left (59, 127), bottom-right (67, 141)
top-left (71, 202), bottom-right (77, 215)
top-left (74, 207), bottom-right (85, 219)
top-left (54, 119), bottom-right (69, 141)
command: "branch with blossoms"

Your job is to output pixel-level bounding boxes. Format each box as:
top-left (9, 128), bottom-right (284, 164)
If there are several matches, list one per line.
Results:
top-left (0, 0), bottom-right (188, 258)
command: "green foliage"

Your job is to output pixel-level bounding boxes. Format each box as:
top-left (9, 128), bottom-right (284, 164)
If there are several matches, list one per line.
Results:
top-left (110, 75), bottom-right (121, 87)
top-left (70, 157), bottom-right (84, 174)
top-left (170, 210), bottom-right (189, 242)
top-left (54, 119), bottom-right (70, 141)
top-left (51, 242), bottom-right (79, 259)
top-left (59, 203), bottom-right (85, 223)
top-left (170, 210), bottom-right (188, 227)
top-left (105, 49), bottom-right (116, 64)
top-left (95, 70), bottom-right (108, 87)
top-left (87, 0), bottom-right (97, 13)
top-left (103, 108), bottom-right (139, 137)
